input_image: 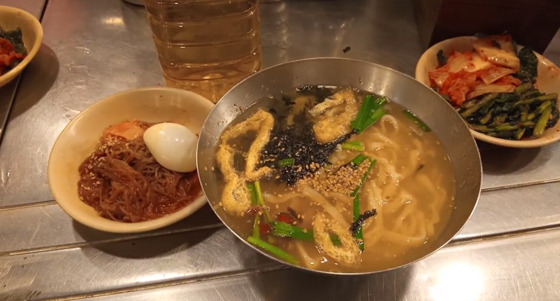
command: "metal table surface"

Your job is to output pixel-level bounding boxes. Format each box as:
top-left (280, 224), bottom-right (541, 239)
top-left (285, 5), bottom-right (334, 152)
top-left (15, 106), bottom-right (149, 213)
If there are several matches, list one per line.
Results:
top-left (1, 0), bottom-right (560, 300)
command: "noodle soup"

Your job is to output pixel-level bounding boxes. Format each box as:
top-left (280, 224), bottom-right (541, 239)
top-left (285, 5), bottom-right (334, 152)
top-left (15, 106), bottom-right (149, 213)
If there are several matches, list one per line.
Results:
top-left (215, 86), bottom-right (455, 272)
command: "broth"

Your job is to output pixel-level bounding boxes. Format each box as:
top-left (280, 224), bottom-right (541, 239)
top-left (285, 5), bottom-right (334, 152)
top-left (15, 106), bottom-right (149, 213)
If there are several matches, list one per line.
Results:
top-left (215, 86), bottom-right (455, 272)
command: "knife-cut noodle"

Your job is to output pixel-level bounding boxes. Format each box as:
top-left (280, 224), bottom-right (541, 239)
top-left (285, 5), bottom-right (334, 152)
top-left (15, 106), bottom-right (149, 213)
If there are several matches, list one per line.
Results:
top-left (214, 86), bottom-right (455, 272)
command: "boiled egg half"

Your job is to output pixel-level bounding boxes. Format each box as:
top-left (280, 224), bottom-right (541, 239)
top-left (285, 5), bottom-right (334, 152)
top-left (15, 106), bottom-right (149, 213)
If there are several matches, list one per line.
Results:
top-left (143, 122), bottom-right (197, 172)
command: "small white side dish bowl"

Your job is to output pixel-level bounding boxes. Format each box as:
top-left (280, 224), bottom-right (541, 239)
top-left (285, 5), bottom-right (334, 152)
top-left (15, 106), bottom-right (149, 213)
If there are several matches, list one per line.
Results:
top-left (0, 5), bottom-right (43, 88)
top-left (415, 36), bottom-right (560, 148)
top-left (48, 87), bottom-right (213, 233)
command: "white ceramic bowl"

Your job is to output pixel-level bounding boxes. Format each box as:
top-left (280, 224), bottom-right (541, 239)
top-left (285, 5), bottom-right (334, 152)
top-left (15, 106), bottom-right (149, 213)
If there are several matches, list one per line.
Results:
top-left (415, 36), bottom-right (560, 148)
top-left (0, 5), bottom-right (43, 88)
top-left (48, 87), bottom-right (214, 233)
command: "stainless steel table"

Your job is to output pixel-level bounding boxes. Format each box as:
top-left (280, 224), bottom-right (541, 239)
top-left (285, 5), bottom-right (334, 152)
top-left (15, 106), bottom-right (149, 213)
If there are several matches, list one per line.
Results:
top-left (1, 0), bottom-right (560, 300)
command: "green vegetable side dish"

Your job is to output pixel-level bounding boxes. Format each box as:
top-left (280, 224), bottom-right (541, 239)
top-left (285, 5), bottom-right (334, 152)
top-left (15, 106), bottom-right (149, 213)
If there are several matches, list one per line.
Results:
top-left (0, 26), bottom-right (27, 75)
top-left (458, 87), bottom-right (559, 140)
top-left (0, 27), bottom-right (26, 54)
top-left (517, 47), bottom-right (538, 84)
top-left (436, 45), bottom-right (559, 140)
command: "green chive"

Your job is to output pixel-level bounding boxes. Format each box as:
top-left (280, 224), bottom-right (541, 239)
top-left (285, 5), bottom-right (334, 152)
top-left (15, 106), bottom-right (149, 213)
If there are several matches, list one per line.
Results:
top-left (403, 109), bottom-right (431, 132)
top-left (329, 234), bottom-right (342, 246)
top-left (342, 141), bottom-right (364, 151)
top-left (350, 154), bottom-right (368, 166)
top-left (253, 181), bottom-right (270, 222)
top-left (351, 95), bottom-right (375, 131)
top-left (252, 215), bottom-right (260, 238)
top-left (247, 183), bottom-right (258, 206)
top-left (351, 95), bottom-right (387, 133)
top-left (350, 158), bottom-right (376, 198)
top-left (269, 222), bottom-right (342, 246)
top-left (350, 158), bottom-right (376, 251)
top-left (247, 236), bottom-right (299, 265)
top-left (270, 221), bottom-right (314, 241)
top-left (278, 158), bottom-right (295, 167)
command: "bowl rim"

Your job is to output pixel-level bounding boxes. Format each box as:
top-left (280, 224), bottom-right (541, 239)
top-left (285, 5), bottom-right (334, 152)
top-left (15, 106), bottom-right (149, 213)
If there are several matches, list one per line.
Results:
top-left (0, 5), bottom-right (44, 87)
top-left (415, 35), bottom-right (560, 148)
top-left (200, 57), bottom-right (482, 275)
top-left (47, 86), bottom-right (213, 233)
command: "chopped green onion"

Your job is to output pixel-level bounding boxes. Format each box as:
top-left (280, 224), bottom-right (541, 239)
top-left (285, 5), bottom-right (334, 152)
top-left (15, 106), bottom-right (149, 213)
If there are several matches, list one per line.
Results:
top-left (350, 153), bottom-right (368, 166)
top-left (351, 95), bottom-right (387, 133)
top-left (253, 181), bottom-right (270, 222)
top-left (270, 221), bottom-right (314, 241)
top-left (247, 183), bottom-right (258, 206)
top-left (254, 181), bottom-right (263, 204)
top-left (247, 236), bottom-right (298, 265)
top-left (350, 158), bottom-right (376, 251)
top-left (375, 96), bottom-right (388, 108)
top-left (252, 215), bottom-right (260, 238)
top-left (351, 95), bottom-right (374, 131)
top-left (402, 109), bottom-right (431, 132)
top-left (277, 157), bottom-right (295, 167)
top-left (362, 107), bottom-right (387, 133)
top-left (350, 158), bottom-right (376, 197)
top-left (329, 234), bottom-right (341, 246)
top-left (341, 141), bottom-right (364, 151)
top-left (353, 194), bottom-right (364, 250)
top-left (269, 221), bottom-right (342, 246)
top-left (353, 194), bottom-right (361, 222)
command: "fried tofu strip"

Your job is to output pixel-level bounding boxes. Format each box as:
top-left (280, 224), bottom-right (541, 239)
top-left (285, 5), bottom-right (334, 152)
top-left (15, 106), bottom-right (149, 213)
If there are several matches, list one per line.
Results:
top-left (313, 213), bottom-right (361, 266)
top-left (216, 110), bottom-right (275, 216)
top-left (311, 88), bottom-right (359, 143)
top-left (216, 144), bottom-right (252, 216)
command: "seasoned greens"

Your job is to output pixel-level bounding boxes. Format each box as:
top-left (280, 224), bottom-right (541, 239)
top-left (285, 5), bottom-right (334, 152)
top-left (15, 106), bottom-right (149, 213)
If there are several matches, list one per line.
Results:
top-left (0, 27), bottom-right (26, 54)
top-left (0, 26), bottom-right (27, 74)
top-left (459, 88), bottom-right (558, 139)
top-left (517, 47), bottom-right (538, 84)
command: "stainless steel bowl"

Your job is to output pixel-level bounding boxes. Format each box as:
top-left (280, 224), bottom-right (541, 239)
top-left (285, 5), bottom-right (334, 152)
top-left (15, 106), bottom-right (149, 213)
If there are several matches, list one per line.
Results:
top-left (197, 57), bottom-right (482, 274)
